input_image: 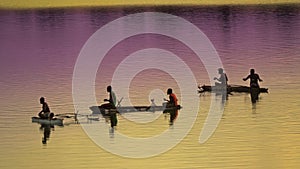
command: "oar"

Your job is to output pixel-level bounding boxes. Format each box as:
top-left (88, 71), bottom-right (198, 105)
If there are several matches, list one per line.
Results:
top-left (55, 113), bottom-right (75, 118)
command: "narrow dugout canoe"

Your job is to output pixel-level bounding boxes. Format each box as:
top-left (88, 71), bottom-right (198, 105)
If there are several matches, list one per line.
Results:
top-left (198, 85), bottom-right (268, 93)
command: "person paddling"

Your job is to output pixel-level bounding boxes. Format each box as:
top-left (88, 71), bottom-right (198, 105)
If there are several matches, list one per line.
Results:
top-left (38, 97), bottom-right (54, 119)
top-left (214, 68), bottom-right (228, 87)
top-left (163, 88), bottom-right (178, 125)
top-left (99, 86), bottom-right (118, 128)
top-left (243, 69), bottom-right (263, 103)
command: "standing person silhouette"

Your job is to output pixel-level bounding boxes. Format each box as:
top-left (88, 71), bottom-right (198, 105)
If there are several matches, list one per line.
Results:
top-left (163, 88), bottom-right (178, 125)
top-left (99, 86), bottom-right (118, 128)
top-left (243, 69), bottom-right (263, 103)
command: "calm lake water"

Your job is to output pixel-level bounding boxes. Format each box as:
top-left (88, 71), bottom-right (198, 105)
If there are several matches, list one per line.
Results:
top-left (1, 5), bottom-right (300, 169)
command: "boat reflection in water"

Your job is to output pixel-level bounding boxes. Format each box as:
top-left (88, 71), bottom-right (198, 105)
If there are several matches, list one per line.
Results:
top-left (39, 124), bottom-right (54, 145)
top-left (32, 117), bottom-right (64, 145)
top-left (199, 88), bottom-right (227, 143)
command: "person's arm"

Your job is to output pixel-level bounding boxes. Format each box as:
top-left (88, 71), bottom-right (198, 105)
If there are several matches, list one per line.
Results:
top-left (243, 75), bottom-right (250, 81)
top-left (214, 76), bottom-right (220, 82)
top-left (106, 93), bottom-right (113, 103)
top-left (40, 104), bottom-right (44, 113)
top-left (105, 92), bottom-right (115, 105)
top-left (257, 74), bottom-right (263, 82)
top-left (215, 74), bottom-right (226, 82)
top-left (104, 93), bottom-right (110, 102)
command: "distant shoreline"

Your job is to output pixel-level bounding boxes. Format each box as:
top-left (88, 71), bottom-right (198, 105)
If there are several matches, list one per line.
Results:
top-left (0, 0), bottom-right (299, 10)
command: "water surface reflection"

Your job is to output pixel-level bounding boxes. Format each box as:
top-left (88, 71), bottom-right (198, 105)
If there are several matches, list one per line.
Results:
top-left (0, 4), bottom-right (299, 168)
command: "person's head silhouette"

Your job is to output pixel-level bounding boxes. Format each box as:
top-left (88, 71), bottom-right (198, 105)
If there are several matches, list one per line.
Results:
top-left (107, 85), bottom-right (112, 93)
top-left (218, 68), bottom-right (224, 74)
top-left (40, 97), bottom-right (45, 104)
top-left (167, 88), bottom-right (173, 95)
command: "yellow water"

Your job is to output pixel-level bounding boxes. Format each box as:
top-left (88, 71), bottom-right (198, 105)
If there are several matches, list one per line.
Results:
top-left (1, 91), bottom-right (300, 168)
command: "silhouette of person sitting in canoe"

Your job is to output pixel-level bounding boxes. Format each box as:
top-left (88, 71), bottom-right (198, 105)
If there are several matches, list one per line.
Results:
top-left (243, 69), bottom-right (263, 103)
top-left (38, 97), bottom-right (54, 119)
top-left (163, 88), bottom-right (178, 125)
top-left (214, 68), bottom-right (228, 87)
top-left (99, 85), bottom-right (118, 128)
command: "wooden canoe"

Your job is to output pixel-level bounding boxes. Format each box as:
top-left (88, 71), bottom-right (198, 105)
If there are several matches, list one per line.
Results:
top-left (90, 104), bottom-right (182, 115)
top-left (198, 85), bottom-right (268, 93)
top-left (32, 117), bottom-right (63, 126)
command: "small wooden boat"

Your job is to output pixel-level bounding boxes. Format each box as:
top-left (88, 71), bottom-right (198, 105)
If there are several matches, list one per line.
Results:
top-left (90, 104), bottom-right (182, 115)
top-left (198, 84), bottom-right (268, 93)
top-left (32, 117), bottom-right (64, 126)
